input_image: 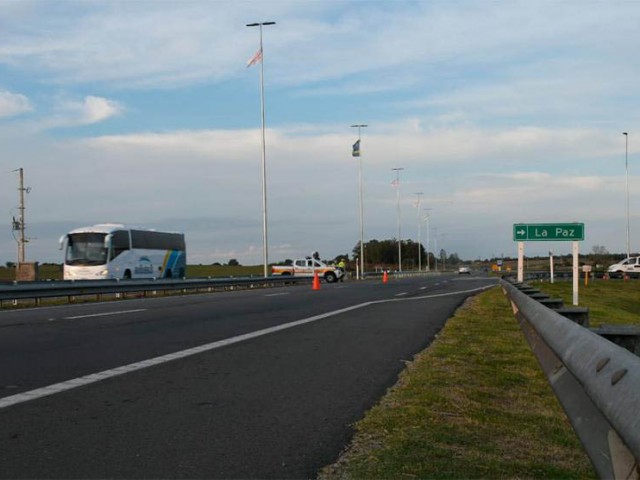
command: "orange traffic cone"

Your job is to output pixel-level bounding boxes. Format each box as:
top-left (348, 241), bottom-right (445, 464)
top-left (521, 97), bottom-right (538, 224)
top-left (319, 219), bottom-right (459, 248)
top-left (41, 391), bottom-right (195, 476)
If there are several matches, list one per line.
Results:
top-left (312, 271), bottom-right (321, 290)
top-left (383, 270), bottom-right (388, 284)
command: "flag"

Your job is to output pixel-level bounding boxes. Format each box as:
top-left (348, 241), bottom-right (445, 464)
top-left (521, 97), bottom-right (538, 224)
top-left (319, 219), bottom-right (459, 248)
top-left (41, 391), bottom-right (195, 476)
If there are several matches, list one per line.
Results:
top-left (246, 48), bottom-right (263, 67)
top-left (391, 178), bottom-right (399, 188)
top-left (352, 139), bottom-right (360, 157)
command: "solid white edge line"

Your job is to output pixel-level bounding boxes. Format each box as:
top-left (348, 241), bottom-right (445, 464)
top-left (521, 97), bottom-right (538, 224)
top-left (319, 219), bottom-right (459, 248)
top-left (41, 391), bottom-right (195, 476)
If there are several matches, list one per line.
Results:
top-left (0, 283), bottom-right (496, 410)
top-left (63, 309), bottom-right (147, 320)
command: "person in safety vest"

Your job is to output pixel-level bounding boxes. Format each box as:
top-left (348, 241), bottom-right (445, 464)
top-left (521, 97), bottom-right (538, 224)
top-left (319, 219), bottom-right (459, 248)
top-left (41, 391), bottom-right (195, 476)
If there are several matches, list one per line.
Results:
top-left (337, 258), bottom-right (346, 282)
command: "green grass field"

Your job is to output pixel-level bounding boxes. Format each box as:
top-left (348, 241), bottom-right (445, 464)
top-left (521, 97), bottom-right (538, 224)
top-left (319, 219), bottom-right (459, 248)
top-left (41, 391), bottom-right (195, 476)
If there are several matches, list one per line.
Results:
top-left (316, 280), bottom-right (640, 479)
top-left (0, 264), bottom-right (265, 282)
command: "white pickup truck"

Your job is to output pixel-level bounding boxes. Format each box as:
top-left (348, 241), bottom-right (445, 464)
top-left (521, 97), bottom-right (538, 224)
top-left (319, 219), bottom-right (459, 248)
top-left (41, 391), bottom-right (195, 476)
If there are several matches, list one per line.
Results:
top-left (271, 258), bottom-right (344, 283)
top-left (607, 256), bottom-right (640, 276)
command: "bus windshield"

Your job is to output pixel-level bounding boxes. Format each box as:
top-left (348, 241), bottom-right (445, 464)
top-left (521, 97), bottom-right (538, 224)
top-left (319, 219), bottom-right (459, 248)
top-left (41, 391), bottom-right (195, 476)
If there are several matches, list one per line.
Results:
top-left (65, 233), bottom-right (108, 266)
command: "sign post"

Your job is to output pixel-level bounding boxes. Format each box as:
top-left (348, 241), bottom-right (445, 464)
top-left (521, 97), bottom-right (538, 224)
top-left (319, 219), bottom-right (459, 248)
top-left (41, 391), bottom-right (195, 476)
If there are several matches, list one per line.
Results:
top-left (513, 223), bottom-right (584, 305)
top-left (517, 242), bottom-right (524, 282)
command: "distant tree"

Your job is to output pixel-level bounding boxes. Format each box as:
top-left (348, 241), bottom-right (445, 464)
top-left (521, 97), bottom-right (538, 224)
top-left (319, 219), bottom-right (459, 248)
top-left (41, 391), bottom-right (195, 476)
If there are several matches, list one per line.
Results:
top-left (447, 253), bottom-right (461, 265)
top-left (353, 239), bottom-right (426, 268)
top-left (5, 262), bottom-right (15, 269)
top-left (591, 245), bottom-right (608, 255)
top-left (227, 259), bottom-right (240, 266)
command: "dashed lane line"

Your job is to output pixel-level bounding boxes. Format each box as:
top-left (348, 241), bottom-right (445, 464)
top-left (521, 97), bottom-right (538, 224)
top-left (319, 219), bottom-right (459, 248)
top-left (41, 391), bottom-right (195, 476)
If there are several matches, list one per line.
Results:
top-left (0, 284), bottom-right (496, 410)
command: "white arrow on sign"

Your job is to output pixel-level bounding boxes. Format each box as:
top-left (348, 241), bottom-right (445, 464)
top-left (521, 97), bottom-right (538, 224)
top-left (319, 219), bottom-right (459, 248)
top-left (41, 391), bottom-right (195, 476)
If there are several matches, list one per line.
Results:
top-left (517, 229), bottom-right (525, 236)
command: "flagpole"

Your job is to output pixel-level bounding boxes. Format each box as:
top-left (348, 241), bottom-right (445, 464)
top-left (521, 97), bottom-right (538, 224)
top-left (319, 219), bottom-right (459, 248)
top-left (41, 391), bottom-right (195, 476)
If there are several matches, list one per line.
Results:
top-left (351, 124), bottom-right (367, 279)
top-left (247, 21), bottom-right (275, 277)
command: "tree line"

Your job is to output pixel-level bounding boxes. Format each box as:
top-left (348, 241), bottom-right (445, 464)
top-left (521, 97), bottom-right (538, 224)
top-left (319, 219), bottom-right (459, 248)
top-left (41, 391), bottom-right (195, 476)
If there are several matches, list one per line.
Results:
top-left (348, 239), bottom-right (462, 270)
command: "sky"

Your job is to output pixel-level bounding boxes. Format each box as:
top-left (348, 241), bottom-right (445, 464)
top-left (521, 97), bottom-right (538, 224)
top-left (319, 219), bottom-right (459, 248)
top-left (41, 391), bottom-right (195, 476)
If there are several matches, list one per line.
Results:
top-left (1, 0), bottom-right (639, 267)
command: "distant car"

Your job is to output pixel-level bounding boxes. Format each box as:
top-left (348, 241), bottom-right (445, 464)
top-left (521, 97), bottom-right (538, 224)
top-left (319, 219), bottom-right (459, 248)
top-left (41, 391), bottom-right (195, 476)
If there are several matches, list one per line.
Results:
top-left (458, 266), bottom-right (471, 275)
top-left (607, 256), bottom-right (640, 276)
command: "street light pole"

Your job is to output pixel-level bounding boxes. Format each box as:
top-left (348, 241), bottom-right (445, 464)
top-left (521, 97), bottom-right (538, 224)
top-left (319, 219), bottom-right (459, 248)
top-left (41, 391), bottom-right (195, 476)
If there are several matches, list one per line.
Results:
top-left (623, 132), bottom-right (630, 259)
top-left (351, 124), bottom-right (368, 279)
top-left (247, 21), bottom-right (276, 277)
top-left (392, 168), bottom-right (404, 272)
top-left (423, 208), bottom-right (432, 271)
top-left (433, 227), bottom-right (438, 272)
top-left (415, 192), bottom-right (423, 271)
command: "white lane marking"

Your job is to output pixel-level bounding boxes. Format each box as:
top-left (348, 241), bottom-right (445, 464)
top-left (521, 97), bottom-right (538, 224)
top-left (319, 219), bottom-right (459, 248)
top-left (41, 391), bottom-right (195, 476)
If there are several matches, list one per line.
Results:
top-left (62, 309), bottom-right (147, 320)
top-left (420, 287), bottom-right (428, 290)
top-left (0, 284), bottom-right (496, 410)
top-left (264, 293), bottom-right (290, 297)
top-left (395, 292), bottom-right (408, 297)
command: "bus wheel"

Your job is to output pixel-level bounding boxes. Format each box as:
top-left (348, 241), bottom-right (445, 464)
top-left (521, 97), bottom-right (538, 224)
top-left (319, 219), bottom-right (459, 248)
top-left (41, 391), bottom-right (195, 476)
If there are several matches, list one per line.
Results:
top-left (123, 270), bottom-right (132, 280)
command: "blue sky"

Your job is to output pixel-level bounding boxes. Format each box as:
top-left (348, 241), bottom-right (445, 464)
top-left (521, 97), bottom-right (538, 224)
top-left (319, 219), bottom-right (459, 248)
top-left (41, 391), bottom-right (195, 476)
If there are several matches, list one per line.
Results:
top-left (1, 0), bottom-right (639, 266)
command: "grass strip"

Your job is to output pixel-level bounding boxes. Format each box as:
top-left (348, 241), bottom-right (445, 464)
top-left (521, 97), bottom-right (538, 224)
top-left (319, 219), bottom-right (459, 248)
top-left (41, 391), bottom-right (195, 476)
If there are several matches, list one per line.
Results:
top-left (531, 279), bottom-right (640, 326)
top-left (319, 285), bottom-right (594, 479)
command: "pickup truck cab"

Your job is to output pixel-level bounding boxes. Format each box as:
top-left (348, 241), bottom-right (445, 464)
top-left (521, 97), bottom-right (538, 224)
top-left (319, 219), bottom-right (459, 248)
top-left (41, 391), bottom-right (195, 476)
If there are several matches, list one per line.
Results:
top-left (272, 258), bottom-right (344, 283)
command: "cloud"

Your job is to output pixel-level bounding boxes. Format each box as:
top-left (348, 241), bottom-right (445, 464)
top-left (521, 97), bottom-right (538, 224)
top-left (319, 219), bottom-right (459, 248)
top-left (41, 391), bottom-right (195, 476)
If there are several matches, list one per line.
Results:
top-left (1, 118), bottom-right (636, 266)
top-left (17, 95), bottom-right (124, 131)
top-left (58, 95), bottom-right (123, 126)
top-left (0, 90), bottom-right (33, 118)
top-left (1, 1), bottom-right (638, 93)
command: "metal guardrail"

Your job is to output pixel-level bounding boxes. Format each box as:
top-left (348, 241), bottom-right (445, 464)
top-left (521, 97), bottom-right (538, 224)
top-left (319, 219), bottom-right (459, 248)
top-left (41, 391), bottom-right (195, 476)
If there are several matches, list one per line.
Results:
top-left (0, 276), bottom-right (310, 307)
top-left (501, 280), bottom-right (640, 479)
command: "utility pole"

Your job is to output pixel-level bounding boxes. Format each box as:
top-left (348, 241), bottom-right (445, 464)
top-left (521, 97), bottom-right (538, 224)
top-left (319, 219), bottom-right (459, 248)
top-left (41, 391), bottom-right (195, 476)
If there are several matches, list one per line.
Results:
top-left (12, 168), bottom-right (27, 264)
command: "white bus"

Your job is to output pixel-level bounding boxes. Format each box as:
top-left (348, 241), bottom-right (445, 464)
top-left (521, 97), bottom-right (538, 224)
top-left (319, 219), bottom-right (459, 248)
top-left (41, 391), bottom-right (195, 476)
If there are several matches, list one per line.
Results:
top-left (60, 224), bottom-right (186, 280)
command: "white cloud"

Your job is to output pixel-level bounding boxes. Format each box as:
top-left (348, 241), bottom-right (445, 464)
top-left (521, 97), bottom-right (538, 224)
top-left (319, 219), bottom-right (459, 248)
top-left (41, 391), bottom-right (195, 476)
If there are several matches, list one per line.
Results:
top-left (1, 119), bottom-right (637, 266)
top-left (1, 1), bottom-right (638, 92)
top-left (0, 90), bottom-right (33, 118)
top-left (28, 95), bottom-right (124, 130)
top-left (1, 1), bottom-right (639, 266)
top-left (79, 96), bottom-right (123, 124)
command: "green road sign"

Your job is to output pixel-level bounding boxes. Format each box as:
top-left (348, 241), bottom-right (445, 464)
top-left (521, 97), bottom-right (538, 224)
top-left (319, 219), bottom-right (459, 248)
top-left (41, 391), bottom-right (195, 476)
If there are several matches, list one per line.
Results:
top-left (513, 223), bottom-right (584, 241)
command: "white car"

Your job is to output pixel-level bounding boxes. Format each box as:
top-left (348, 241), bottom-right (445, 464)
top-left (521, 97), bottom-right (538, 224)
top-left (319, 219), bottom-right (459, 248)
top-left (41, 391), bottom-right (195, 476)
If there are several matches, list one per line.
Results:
top-left (607, 256), bottom-right (640, 275)
top-left (458, 266), bottom-right (471, 275)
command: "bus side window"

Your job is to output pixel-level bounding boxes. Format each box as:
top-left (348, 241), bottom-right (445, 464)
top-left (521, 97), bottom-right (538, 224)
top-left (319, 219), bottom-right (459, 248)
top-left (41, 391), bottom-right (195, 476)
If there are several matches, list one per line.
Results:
top-left (111, 230), bottom-right (130, 259)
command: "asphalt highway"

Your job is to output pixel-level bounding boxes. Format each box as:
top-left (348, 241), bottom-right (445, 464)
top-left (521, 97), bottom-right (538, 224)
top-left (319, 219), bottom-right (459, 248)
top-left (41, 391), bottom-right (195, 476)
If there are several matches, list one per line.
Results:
top-left (0, 274), bottom-right (497, 478)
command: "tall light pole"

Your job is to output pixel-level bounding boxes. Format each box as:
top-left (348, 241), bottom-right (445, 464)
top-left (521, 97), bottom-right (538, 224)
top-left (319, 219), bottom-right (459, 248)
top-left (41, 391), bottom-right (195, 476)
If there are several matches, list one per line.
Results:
top-left (623, 132), bottom-right (630, 259)
top-left (392, 167), bottom-right (404, 272)
top-left (247, 21), bottom-right (276, 277)
top-left (414, 192), bottom-right (423, 271)
top-left (423, 208), bottom-right (433, 271)
top-left (351, 124), bottom-right (368, 279)
top-left (433, 227), bottom-right (438, 272)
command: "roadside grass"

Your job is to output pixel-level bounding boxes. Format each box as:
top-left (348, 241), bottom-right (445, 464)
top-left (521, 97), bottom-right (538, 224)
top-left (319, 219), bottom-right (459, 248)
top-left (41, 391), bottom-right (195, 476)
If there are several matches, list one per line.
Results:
top-left (532, 279), bottom-right (640, 327)
top-left (0, 264), bottom-right (63, 281)
top-left (319, 286), bottom-right (595, 479)
top-left (0, 264), bottom-right (263, 282)
top-left (186, 264), bottom-right (264, 278)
